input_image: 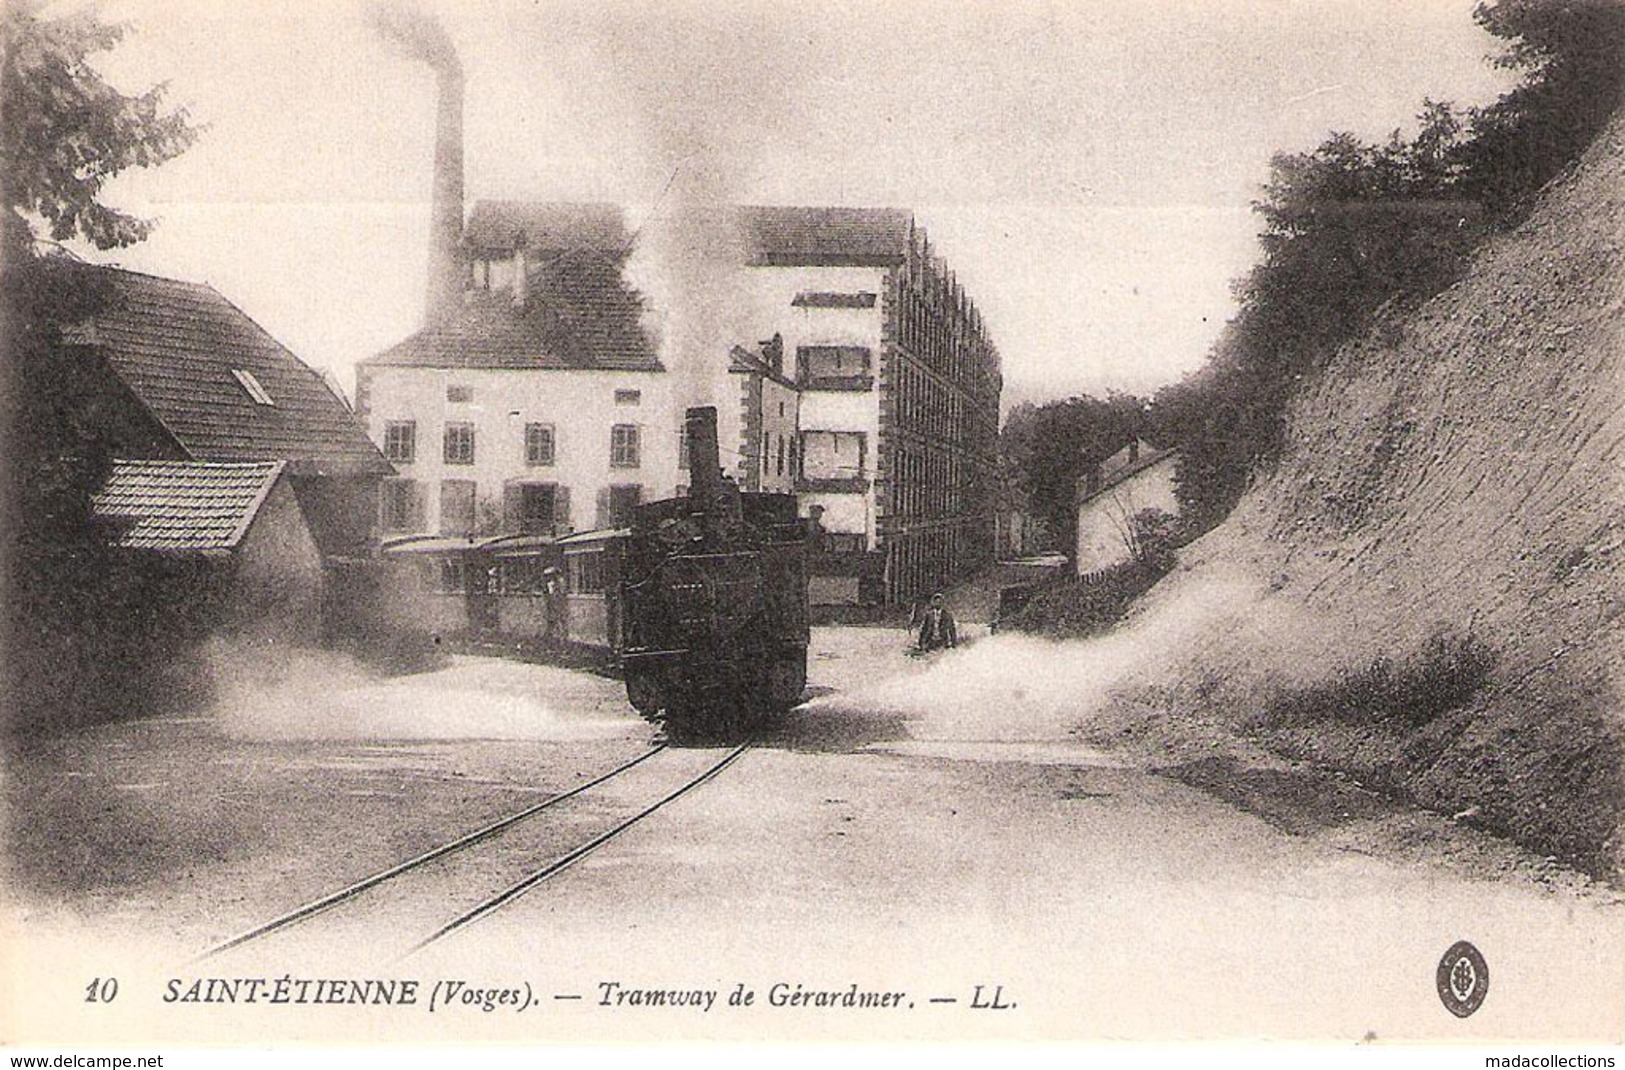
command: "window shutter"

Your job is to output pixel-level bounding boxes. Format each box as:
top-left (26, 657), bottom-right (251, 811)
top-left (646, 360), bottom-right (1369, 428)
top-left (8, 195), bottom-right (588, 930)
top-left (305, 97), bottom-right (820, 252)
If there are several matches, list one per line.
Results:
top-left (554, 484), bottom-right (571, 535)
top-left (595, 486), bottom-right (611, 530)
top-left (407, 480), bottom-right (426, 531)
top-left (503, 482), bottom-right (521, 533)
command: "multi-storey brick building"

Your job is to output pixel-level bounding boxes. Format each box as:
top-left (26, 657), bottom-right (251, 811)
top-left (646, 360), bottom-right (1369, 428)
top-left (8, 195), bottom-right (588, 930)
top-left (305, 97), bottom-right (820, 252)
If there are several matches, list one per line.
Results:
top-left (737, 207), bottom-right (1002, 606)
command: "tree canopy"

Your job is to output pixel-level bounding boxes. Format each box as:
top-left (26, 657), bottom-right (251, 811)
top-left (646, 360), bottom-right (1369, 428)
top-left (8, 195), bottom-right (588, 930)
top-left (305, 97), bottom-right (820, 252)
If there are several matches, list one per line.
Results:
top-left (1153, 0), bottom-right (1625, 532)
top-left (1, 0), bottom-right (198, 256)
top-left (1000, 393), bottom-right (1147, 556)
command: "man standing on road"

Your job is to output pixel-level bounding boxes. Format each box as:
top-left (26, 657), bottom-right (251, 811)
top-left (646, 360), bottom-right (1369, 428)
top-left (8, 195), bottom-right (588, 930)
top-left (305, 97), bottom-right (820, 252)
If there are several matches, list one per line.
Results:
top-left (917, 593), bottom-right (958, 652)
top-left (542, 566), bottom-right (565, 642)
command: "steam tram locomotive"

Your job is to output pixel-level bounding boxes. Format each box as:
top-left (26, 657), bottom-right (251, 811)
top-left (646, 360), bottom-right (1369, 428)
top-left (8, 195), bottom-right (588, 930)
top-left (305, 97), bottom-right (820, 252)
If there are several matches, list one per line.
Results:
top-left (612, 406), bottom-right (810, 738)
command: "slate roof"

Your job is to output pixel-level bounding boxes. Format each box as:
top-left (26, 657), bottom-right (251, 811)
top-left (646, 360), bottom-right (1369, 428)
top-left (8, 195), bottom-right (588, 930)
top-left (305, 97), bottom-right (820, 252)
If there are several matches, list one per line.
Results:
top-left (365, 202), bottom-right (912, 372)
top-left (92, 460), bottom-right (284, 552)
top-left (464, 201), bottom-right (631, 254)
top-left (49, 261), bottom-right (391, 476)
top-left (364, 283), bottom-right (663, 372)
top-left (740, 206), bottom-right (911, 266)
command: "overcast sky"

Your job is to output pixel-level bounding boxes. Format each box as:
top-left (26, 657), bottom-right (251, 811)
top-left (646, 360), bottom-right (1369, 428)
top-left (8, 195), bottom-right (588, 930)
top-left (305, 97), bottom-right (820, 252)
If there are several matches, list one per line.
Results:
top-left (74, 0), bottom-right (1514, 410)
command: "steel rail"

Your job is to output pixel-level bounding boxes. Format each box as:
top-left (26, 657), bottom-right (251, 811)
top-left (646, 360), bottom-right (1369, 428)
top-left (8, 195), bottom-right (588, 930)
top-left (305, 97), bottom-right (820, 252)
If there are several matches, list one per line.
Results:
top-left (401, 742), bottom-right (752, 958)
top-left (196, 743), bottom-right (668, 960)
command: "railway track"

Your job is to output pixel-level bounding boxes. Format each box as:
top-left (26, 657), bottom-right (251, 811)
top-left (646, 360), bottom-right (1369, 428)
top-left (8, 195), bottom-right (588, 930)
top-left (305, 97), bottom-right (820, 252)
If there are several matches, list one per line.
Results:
top-left (197, 742), bottom-right (751, 964)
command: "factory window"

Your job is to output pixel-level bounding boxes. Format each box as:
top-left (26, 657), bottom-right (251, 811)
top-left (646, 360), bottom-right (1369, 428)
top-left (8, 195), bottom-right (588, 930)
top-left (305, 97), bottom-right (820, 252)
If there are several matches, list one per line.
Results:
top-left (439, 479), bottom-right (476, 535)
top-left (607, 484), bottom-right (642, 527)
top-left (519, 483), bottom-right (556, 535)
top-left (231, 368), bottom-right (275, 407)
top-left (777, 435), bottom-right (786, 477)
top-left (436, 557), bottom-right (466, 595)
top-left (383, 420), bottom-right (416, 464)
top-left (444, 422), bottom-right (475, 465)
top-left (800, 431), bottom-right (866, 481)
top-left (614, 389), bottom-right (642, 406)
top-left (524, 422), bottom-right (555, 466)
top-left (790, 291), bottom-right (877, 309)
top-left (610, 424), bottom-right (640, 468)
top-left (380, 478), bottom-right (423, 533)
top-left (447, 384), bottom-right (472, 403)
top-left (796, 346), bottom-right (873, 390)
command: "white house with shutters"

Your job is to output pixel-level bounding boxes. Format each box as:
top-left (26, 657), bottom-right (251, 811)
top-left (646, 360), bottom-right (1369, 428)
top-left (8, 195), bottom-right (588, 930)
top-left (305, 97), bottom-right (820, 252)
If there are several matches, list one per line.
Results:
top-left (358, 364), bottom-right (682, 538)
top-left (356, 203), bottom-right (685, 539)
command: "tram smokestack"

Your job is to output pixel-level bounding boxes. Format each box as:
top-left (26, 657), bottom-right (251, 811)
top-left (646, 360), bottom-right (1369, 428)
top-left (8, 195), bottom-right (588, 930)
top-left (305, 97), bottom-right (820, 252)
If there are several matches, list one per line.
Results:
top-left (685, 405), bottom-right (726, 509)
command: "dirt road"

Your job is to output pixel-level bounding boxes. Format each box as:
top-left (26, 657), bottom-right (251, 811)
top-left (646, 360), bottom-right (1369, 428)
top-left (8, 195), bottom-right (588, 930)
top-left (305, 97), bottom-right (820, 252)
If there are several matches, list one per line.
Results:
top-left (4, 627), bottom-right (1621, 1044)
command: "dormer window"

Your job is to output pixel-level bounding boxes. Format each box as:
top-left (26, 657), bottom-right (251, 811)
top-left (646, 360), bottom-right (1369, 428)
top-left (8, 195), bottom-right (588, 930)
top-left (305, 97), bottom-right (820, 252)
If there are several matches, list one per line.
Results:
top-left (231, 368), bottom-right (275, 406)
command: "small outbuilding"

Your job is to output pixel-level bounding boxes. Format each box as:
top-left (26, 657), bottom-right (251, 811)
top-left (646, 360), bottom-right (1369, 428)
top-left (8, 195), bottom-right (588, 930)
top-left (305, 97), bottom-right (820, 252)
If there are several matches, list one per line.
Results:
top-left (92, 459), bottom-right (323, 645)
top-left (1074, 439), bottom-right (1180, 576)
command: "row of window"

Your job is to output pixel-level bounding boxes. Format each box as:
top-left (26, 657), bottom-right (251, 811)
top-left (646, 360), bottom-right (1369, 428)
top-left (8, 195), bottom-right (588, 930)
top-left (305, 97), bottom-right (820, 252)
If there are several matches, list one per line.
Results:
top-left (383, 420), bottom-right (641, 469)
top-left (440, 382), bottom-right (642, 407)
top-left (381, 477), bottom-right (644, 535)
top-left (420, 549), bottom-right (610, 598)
top-left (762, 431), bottom-right (797, 482)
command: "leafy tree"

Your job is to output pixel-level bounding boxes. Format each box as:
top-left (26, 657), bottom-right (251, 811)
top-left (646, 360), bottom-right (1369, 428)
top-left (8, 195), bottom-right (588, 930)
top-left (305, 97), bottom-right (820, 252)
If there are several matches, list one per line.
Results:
top-left (2, 1), bottom-right (198, 734)
top-left (1158, 0), bottom-right (1625, 534)
top-left (1, 0), bottom-right (198, 251)
top-left (1461, 0), bottom-right (1625, 221)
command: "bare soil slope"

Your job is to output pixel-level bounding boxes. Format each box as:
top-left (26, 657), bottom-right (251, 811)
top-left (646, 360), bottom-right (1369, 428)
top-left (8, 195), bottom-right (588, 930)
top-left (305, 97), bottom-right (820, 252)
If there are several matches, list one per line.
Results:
top-left (1142, 108), bottom-right (1625, 872)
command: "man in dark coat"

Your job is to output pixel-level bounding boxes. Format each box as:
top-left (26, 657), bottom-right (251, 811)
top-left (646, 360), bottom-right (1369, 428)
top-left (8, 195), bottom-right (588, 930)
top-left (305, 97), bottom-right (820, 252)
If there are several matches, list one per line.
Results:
top-left (917, 593), bottom-right (958, 652)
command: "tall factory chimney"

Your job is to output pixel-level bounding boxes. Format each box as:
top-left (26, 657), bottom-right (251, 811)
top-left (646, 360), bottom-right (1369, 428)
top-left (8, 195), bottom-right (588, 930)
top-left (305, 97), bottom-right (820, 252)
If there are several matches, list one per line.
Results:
top-left (426, 61), bottom-right (465, 325)
top-left (369, 2), bottom-right (465, 326)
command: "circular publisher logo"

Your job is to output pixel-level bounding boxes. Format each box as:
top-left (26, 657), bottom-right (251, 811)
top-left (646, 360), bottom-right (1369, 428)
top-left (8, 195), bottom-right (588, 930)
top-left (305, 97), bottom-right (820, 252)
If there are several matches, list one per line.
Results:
top-left (1437, 940), bottom-right (1489, 1018)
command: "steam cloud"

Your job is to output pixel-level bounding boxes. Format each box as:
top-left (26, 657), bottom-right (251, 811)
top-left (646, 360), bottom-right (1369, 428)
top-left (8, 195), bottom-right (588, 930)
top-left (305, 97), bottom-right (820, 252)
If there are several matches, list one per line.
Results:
top-left (599, 8), bottom-right (798, 415)
top-left (810, 572), bottom-right (1333, 744)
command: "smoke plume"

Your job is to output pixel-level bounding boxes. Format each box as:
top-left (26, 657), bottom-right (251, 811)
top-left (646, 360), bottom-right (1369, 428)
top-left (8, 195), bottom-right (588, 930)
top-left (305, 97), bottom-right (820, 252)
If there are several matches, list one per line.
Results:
top-left (627, 163), bottom-right (752, 412)
top-left (366, 0), bottom-right (461, 78)
top-left (596, 7), bottom-right (798, 414)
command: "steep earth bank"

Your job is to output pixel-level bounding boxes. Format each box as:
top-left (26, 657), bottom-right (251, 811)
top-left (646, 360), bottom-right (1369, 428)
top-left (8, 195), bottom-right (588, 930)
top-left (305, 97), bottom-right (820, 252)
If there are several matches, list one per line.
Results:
top-left (1109, 108), bottom-right (1625, 874)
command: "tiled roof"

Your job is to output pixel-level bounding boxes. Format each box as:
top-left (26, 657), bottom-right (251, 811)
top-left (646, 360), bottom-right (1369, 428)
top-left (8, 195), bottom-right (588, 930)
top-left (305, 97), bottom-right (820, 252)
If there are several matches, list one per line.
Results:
top-left (365, 254), bottom-right (662, 372)
top-left (93, 460), bottom-right (284, 551)
top-left (740, 206), bottom-right (911, 266)
top-left (49, 261), bottom-right (391, 476)
top-left (1078, 442), bottom-right (1179, 505)
top-left (464, 201), bottom-right (631, 254)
